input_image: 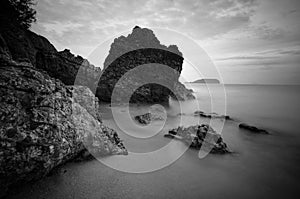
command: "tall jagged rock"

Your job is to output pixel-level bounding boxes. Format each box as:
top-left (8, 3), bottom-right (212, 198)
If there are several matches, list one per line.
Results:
top-left (103, 26), bottom-right (182, 69)
top-left (97, 26), bottom-right (195, 103)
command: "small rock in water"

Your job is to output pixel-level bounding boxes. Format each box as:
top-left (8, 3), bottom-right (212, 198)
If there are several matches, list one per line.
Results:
top-left (135, 113), bottom-right (152, 125)
top-left (239, 123), bottom-right (269, 134)
top-left (194, 111), bottom-right (231, 120)
top-left (134, 112), bottom-right (165, 125)
top-left (165, 124), bottom-right (230, 154)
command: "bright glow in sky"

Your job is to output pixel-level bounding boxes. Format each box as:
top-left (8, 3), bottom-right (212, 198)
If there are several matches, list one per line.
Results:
top-left (31, 0), bottom-right (300, 84)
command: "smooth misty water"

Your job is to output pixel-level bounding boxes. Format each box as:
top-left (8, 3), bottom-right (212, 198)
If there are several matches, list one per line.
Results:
top-left (7, 85), bottom-right (300, 199)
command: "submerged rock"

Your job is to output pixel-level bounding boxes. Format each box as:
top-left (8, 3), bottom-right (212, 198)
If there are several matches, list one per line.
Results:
top-left (0, 57), bottom-right (127, 196)
top-left (194, 111), bottom-right (231, 120)
top-left (239, 123), bottom-right (269, 134)
top-left (165, 124), bottom-right (230, 154)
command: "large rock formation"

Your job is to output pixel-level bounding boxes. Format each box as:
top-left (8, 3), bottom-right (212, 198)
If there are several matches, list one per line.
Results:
top-left (96, 26), bottom-right (195, 103)
top-left (0, 19), bottom-right (130, 197)
top-left (0, 23), bottom-right (100, 90)
top-left (0, 11), bottom-right (128, 198)
top-left (0, 52), bottom-right (126, 196)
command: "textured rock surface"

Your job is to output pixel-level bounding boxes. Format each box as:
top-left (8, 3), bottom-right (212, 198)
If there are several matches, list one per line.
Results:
top-left (0, 57), bottom-right (127, 196)
top-left (97, 26), bottom-right (194, 103)
top-left (166, 124), bottom-right (230, 154)
top-left (0, 24), bottom-right (100, 89)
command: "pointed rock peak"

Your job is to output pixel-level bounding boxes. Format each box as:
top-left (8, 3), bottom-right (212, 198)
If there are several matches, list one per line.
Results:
top-left (104, 27), bottom-right (183, 68)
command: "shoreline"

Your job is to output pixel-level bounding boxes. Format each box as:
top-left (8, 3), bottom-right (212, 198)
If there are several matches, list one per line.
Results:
top-left (5, 109), bottom-right (300, 199)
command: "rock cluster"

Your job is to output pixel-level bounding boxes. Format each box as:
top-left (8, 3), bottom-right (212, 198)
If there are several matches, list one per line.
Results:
top-left (97, 26), bottom-right (195, 103)
top-left (165, 124), bottom-right (230, 154)
top-left (0, 50), bottom-right (126, 196)
top-left (193, 111), bottom-right (269, 134)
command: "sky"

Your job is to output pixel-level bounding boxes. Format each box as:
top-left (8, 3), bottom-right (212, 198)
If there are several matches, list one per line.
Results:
top-left (31, 0), bottom-right (300, 84)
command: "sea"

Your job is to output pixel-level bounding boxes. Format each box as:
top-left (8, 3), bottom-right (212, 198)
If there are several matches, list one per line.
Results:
top-left (7, 84), bottom-right (300, 199)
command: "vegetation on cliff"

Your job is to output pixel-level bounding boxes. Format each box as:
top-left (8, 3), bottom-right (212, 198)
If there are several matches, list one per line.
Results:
top-left (0, 0), bottom-right (36, 29)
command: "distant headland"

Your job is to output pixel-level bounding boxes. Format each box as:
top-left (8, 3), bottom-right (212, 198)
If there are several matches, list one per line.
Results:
top-left (189, 79), bottom-right (220, 84)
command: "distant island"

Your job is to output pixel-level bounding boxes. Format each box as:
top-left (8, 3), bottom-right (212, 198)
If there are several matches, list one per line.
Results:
top-left (189, 79), bottom-right (220, 84)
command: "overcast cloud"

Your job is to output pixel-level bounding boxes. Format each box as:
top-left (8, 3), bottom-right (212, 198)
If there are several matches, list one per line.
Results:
top-left (31, 0), bottom-right (300, 84)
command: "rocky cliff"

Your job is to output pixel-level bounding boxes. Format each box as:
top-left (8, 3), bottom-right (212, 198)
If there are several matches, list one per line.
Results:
top-left (0, 24), bottom-right (127, 197)
top-left (0, 23), bottom-right (100, 90)
top-left (97, 26), bottom-right (195, 103)
top-left (1, 24), bottom-right (194, 104)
